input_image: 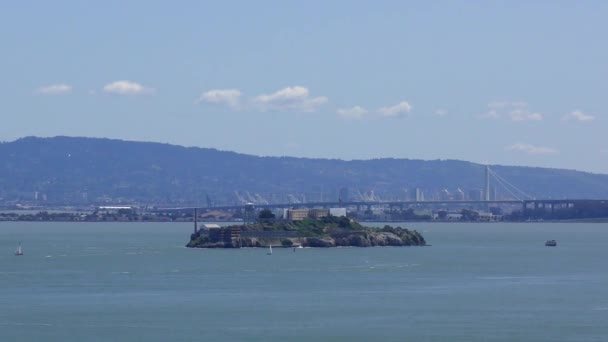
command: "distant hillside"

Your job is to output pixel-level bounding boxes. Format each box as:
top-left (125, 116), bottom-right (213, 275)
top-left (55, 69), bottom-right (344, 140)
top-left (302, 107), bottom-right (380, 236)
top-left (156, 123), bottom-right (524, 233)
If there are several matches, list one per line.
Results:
top-left (1, 136), bottom-right (607, 205)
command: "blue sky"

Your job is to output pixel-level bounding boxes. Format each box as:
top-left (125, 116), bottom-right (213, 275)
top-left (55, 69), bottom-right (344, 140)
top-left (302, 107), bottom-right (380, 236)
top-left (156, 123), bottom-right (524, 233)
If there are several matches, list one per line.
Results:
top-left (1, 1), bottom-right (607, 173)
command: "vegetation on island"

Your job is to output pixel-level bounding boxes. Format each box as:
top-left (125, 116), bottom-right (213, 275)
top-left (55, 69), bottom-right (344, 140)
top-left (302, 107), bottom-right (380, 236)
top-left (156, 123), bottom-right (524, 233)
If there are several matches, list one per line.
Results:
top-left (187, 213), bottom-right (426, 248)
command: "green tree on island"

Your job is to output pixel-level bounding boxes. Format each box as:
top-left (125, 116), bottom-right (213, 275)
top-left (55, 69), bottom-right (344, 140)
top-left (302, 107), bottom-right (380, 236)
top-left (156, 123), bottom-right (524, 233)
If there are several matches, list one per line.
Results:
top-left (258, 209), bottom-right (276, 222)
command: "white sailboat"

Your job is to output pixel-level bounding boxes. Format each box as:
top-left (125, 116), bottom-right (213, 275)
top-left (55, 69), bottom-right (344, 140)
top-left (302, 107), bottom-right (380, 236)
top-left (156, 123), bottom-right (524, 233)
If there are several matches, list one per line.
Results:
top-left (267, 244), bottom-right (272, 255)
top-left (15, 242), bottom-right (23, 256)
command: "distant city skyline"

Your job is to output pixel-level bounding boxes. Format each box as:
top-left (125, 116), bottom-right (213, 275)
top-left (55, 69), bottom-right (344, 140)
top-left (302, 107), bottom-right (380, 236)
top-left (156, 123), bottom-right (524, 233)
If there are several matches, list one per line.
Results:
top-left (1, 1), bottom-right (606, 173)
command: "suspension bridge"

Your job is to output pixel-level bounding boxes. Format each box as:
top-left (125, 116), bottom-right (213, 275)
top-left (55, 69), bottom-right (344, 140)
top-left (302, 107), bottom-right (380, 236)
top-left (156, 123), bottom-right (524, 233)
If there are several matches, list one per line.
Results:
top-left (158, 166), bottom-right (607, 213)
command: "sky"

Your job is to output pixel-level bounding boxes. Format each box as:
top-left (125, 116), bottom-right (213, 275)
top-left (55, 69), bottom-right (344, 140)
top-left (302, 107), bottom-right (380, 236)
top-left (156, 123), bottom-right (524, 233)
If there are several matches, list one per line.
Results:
top-left (1, 1), bottom-right (607, 173)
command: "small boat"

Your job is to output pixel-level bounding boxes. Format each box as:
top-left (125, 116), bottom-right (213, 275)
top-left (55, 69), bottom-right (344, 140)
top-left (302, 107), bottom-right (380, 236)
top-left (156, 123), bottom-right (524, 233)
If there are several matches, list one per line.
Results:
top-left (15, 242), bottom-right (23, 256)
top-left (545, 240), bottom-right (557, 247)
top-left (267, 244), bottom-right (273, 255)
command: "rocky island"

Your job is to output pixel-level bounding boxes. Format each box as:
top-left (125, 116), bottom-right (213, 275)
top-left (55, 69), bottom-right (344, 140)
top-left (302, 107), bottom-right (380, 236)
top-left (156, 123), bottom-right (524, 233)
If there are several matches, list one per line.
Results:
top-left (187, 215), bottom-right (426, 248)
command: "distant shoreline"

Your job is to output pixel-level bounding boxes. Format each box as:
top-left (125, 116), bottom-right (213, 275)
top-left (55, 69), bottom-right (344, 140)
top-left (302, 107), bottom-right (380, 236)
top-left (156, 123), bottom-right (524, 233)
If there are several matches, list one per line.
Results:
top-left (3, 218), bottom-right (608, 224)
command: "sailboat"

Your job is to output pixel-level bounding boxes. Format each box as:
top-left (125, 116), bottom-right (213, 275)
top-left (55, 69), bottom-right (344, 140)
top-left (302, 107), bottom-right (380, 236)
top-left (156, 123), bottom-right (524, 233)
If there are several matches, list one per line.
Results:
top-left (15, 242), bottom-right (23, 256)
top-left (267, 244), bottom-right (272, 255)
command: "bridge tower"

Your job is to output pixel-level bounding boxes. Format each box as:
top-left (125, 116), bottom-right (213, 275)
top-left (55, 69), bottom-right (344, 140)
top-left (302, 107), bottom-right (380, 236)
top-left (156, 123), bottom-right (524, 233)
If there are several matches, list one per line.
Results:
top-left (485, 165), bottom-right (490, 201)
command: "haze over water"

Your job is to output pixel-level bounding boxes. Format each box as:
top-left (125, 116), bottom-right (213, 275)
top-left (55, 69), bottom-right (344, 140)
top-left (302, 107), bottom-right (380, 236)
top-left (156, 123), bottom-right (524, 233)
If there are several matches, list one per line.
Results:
top-left (1, 222), bottom-right (607, 341)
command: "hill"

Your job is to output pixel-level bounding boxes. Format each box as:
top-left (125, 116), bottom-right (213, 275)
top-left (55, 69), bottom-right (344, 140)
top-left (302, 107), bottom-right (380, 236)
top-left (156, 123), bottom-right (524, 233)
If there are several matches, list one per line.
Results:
top-left (1, 136), bottom-right (607, 205)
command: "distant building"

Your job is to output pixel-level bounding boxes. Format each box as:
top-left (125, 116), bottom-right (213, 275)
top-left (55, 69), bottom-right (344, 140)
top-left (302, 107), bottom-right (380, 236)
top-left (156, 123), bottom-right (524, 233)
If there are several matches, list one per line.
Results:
top-left (308, 208), bottom-right (330, 219)
top-left (285, 208), bottom-right (346, 221)
top-left (97, 206), bottom-right (134, 213)
top-left (201, 210), bottom-right (233, 220)
top-left (478, 211), bottom-right (501, 221)
top-left (412, 188), bottom-right (424, 202)
top-left (274, 208), bottom-right (287, 219)
top-left (202, 223), bottom-right (221, 230)
top-left (329, 208), bottom-right (347, 217)
top-left (208, 226), bottom-right (240, 243)
top-left (468, 189), bottom-right (484, 201)
top-left (454, 188), bottom-right (465, 201)
top-left (287, 209), bottom-right (310, 221)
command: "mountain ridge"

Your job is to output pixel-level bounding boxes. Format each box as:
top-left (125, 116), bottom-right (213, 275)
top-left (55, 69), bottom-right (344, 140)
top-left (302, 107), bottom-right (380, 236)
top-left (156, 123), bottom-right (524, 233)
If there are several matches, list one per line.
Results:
top-left (1, 136), bottom-right (607, 205)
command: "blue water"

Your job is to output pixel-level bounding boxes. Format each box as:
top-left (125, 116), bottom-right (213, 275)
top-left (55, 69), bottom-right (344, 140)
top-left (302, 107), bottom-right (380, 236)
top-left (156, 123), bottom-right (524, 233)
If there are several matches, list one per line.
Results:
top-left (1, 222), bottom-right (607, 341)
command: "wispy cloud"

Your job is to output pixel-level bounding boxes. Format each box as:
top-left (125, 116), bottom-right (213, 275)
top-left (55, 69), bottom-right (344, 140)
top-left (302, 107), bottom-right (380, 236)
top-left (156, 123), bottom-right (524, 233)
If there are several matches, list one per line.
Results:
top-left (196, 89), bottom-right (241, 108)
top-left (103, 80), bottom-right (154, 95)
top-left (505, 143), bottom-right (559, 155)
top-left (481, 102), bottom-right (542, 122)
top-left (36, 84), bottom-right (72, 95)
top-left (434, 109), bottom-right (448, 117)
top-left (337, 106), bottom-right (368, 120)
top-left (252, 86), bottom-right (328, 112)
top-left (377, 101), bottom-right (412, 118)
top-left (284, 142), bottom-right (301, 149)
top-left (562, 110), bottom-right (594, 122)
top-left (196, 86), bottom-right (328, 112)
top-left (509, 109), bottom-right (543, 122)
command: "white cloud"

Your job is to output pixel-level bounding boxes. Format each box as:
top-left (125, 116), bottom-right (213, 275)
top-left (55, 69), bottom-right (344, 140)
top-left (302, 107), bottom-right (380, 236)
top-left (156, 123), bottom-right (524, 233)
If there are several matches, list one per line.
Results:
top-left (505, 143), bottom-right (559, 155)
top-left (253, 86), bottom-right (328, 112)
top-left (562, 110), bottom-right (594, 122)
top-left (488, 101), bottom-right (527, 109)
top-left (377, 101), bottom-right (412, 118)
top-left (481, 102), bottom-right (542, 122)
top-left (196, 89), bottom-right (241, 108)
top-left (103, 80), bottom-right (154, 95)
top-left (480, 109), bottom-right (500, 120)
top-left (434, 109), bottom-right (448, 117)
top-left (509, 109), bottom-right (543, 122)
top-left (37, 84), bottom-right (72, 95)
top-left (337, 106), bottom-right (368, 120)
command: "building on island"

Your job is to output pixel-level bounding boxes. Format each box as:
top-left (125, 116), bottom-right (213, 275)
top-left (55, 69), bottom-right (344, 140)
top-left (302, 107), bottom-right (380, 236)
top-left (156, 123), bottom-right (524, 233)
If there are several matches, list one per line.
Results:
top-left (284, 208), bottom-right (347, 221)
top-left (208, 226), bottom-right (241, 243)
top-left (286, 209), bottom-right (310, 221)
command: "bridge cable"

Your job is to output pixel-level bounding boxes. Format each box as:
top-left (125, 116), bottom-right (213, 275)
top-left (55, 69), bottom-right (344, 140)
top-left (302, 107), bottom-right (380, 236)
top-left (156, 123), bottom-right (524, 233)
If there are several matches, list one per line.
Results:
top-left (489, 170), bottom-right (527, 201)
top-left (488, 168), bottom-right (534, 200)
top-left (490, 172), bottom-right (524, 201)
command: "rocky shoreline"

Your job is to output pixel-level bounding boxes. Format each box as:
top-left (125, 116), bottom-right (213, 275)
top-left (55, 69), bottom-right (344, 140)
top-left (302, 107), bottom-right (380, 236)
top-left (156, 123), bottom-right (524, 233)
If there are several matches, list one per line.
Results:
top-left (187, 217), bottom-right (426, 248)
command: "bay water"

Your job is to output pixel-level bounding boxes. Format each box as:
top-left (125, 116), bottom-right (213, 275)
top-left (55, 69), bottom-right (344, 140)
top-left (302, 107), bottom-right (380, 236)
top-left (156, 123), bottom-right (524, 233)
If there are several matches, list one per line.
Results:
top-left (1, 222), bottom-right (607, 341)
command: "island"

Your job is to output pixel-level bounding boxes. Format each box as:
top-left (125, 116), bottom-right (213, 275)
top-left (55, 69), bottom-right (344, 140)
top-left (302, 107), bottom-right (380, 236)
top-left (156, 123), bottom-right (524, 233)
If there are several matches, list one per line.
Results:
top-left (187, 215), bottom-right (426, 248)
